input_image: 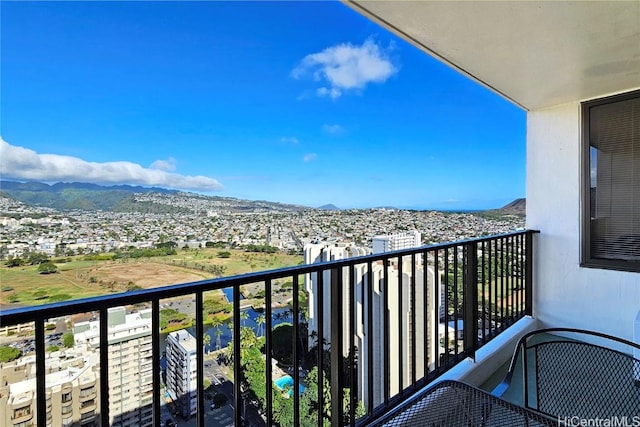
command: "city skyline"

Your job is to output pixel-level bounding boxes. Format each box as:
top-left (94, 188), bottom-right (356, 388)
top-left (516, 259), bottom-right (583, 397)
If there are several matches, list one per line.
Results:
top-left (1, 1), bottom-right (526, 210)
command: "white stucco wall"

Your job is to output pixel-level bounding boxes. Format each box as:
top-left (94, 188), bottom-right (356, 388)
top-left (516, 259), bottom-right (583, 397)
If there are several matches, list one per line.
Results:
top-left (526, 101), bottom-right (640, 343)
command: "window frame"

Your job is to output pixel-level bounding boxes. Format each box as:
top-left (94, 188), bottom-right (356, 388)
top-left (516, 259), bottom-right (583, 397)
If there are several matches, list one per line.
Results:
top-left (581, 89), bottom-right (640, 273)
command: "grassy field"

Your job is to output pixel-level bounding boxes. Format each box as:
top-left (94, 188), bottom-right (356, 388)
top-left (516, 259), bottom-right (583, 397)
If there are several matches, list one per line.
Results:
top-left (0, 248), bottom-right (303, 306)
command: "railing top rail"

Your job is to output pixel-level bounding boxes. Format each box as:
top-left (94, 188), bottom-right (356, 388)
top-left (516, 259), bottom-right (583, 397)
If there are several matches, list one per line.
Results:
top-left (0, 229), bottom-right (537, 326)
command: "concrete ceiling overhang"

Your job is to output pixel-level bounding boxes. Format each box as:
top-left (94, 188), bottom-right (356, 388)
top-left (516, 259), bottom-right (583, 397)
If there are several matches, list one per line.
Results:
top-left (346, 1), bottom-right (640, 111)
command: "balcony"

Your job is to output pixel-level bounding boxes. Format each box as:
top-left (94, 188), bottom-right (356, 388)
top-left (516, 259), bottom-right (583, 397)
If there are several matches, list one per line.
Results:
top-left (0, 230), bottom-right (539, 426)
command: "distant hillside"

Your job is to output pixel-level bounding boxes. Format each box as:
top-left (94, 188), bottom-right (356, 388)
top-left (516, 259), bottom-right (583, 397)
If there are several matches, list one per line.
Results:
top-left (474, 198), bottom-right (526, 219)
top-left (0, 180), bottom-right (176, 194)
top-left (0, 181), bottom-right (177, 212)
top-left (0, 180), bottom-right (308, 213)
top-left (499, 198), bottom-right (526, 215)
top-left (318, 204), bottom-right (340, 211)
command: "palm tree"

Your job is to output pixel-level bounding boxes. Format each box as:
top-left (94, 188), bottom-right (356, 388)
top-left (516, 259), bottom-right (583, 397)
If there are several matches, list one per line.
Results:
top-left (211, 317), bottom-right (223, 350)
top-left (256, 314), bottom-right (266, 337)
top-left (225, 320), bottom-right (234, 361)
top-left (215, 328), bottom-right (223, 351)
top-left (240, 309), bottom-right (249, 327)
top-left (203, 333), bottom-right (211, 354)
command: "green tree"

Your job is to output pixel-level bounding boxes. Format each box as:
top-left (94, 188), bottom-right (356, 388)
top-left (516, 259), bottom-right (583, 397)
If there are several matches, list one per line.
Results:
top-left (27, 251), bottom-right (50, 265)
top-left (5, 256), bottom-right (23, 268)
top-left (0, 346), bottom-right (21, 363)
top-left (217, 251), bottom-right (231, 258)
top-left (62, 332), bottom-right (74, 348)
top-left (38, 261), bottom-right (58, 274)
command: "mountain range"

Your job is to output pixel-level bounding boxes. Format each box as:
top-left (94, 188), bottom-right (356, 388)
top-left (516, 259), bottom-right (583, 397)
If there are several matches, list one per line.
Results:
top-left (0, 180), bottom-right (525, 216)
top-left (0, 180), bottom-right (304, 214)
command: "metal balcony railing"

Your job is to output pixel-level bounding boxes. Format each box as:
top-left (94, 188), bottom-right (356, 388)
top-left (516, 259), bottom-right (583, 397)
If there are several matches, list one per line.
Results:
top-left (0, 230), bottom-right (537, 427)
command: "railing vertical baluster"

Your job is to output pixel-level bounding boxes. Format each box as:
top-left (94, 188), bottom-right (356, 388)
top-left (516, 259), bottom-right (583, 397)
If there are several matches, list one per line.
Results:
top-left (366, 260), bottom-right (374, 414)
top-left (397, 256), bottom-right (404, 394)
top-left (196, 291), bottom-right (204, 427)
top-left (433, 249), bottom-right (440, 374)
top-left (152, 299), bottom-right (161, 427)
top-left (520, 233), bottom-right (525, 315)
top-left (348, 265), bottom-right (356, 426)
top-left (515, 234), bottom-right (519, 315)
top-left (293, 274), bottom-right (301, 427)
top-left (480, 241), bottom-right (487, 344)
top-left (35, 318), bottom-right (46, 427)
top-left (422, 250), bottom-right (429, 379)
top-left (500, 237), bottom-right (510, 331)
top-left (233, 286), bottom-right (242, 427)
top-left (511, 237), bottom-right (521, 319)
top-left (519, 233), bottom-right (524, 315)
top-left (330, 267), bottom-right (344, 427)
top-left (505, 236), bottom-right (509, 324)
top-left (265, 279), bottom-right (273, 426)
top-left (99, 307), bottom-right (109, 427)
top-left (504, 237), bottom-right (509, 324)
top-left (443, 247), bottom-right (449, 367)
top-left (501, 237), bottom-right (506, 329)
top-left (453, 246), bottom-right (459, 358)
top-left (463, 242), bottom-right (478, 358)
top-left (383, 257), bottom-right (390, 403)
top-left (488, 240), bottom-right (493, 337)
top-left (508, 235), bottom-right (514, 323)
top-left (410, 253), bottom-right (416, 387)
top-left (317, 270), bottom-right (325, 427)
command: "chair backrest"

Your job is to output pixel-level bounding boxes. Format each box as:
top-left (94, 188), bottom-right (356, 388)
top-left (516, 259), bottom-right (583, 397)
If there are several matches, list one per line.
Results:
top-left (496, 328), bottom-right (640, 419)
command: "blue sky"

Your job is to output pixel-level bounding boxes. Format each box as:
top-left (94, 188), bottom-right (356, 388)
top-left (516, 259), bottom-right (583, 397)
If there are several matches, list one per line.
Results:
top-left (0, 1), bottom-right (525, 210)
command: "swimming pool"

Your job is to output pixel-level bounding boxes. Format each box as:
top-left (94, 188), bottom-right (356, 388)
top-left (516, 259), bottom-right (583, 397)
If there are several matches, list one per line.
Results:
top-left (273, 375), bottom-right (305, 397)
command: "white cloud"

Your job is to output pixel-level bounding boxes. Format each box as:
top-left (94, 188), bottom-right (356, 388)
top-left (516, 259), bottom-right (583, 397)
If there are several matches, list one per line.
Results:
top-left (281, 136), bottom-right (299, 144)
top-left (150, 157), bottom-right (177, 172)
top-left (292, 38), bottom-right (397, 99)
top-left (303, 153), bottom-right (318, 162)
top-left (317, 87), bottom-right (341, 99)
top-left (0, 138), bottom-right (223, 192)
top-left (322, 124), bottom-right (345, 135)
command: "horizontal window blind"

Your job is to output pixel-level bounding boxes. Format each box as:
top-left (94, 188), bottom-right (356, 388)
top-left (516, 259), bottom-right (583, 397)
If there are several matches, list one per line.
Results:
top-left (588, 94), bottom-right (639, 263)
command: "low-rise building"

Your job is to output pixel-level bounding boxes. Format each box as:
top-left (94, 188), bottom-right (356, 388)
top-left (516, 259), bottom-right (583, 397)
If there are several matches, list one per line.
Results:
top-left (0, 346), bottom-right (100, 427)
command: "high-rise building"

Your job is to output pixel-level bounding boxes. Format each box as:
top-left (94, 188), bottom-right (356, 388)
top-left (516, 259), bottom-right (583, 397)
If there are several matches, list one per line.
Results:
top-left (165, 330), bottom-right (197, 419)
top-left (0, 346), bottom-right (101, 427)
top-left (304, 243), bottom-right (370, 350)
top-left (372, 230), bottom-right (422, 254)
top-left (74, 307), bottom-right (154, 427)
top-left (304, 241), bottom-right (440, 410)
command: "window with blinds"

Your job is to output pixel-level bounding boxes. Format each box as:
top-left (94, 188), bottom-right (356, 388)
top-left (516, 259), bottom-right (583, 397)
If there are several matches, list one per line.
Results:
top-left (582, 90), bottom-right (640, 272)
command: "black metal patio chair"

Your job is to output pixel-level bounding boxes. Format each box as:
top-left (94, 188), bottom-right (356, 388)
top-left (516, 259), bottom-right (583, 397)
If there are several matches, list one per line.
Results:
top-left (494, 328), bottom-right (640, 420)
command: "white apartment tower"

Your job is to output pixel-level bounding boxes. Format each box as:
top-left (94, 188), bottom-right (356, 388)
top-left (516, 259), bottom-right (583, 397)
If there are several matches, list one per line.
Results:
top-left (304, 241), bottom-right (440, 410)
top-left (165, 330), bottom-right (197, 419)
top-left (73, 307), bottom-right (154, 427)
top-left (304, 243), bottom-right (370, 351)
top-left (372, 230), bottom-right (422, 254)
